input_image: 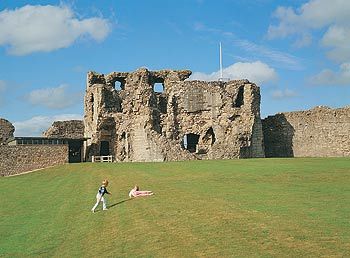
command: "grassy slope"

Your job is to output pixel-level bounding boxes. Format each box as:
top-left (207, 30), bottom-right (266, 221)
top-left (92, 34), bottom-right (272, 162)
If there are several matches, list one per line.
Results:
top-left (0, 158), bottom-right (350, 257)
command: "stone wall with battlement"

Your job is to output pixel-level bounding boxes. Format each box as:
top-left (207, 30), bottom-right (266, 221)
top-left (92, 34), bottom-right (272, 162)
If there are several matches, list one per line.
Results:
top-left (0, 145), bottom-right (68, 176)
top-left (84, 68), bottom-right (265, 162)
top-left (262, 106), bottom-right (350, 157)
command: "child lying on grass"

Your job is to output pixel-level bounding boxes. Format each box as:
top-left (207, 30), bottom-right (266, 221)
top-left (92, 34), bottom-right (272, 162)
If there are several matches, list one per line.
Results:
top-left (128, 185), bottom-right (154, 198)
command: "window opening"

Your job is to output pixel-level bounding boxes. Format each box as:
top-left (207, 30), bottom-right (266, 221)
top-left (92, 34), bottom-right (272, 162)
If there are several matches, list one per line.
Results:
top-left (115, 81), bottom-right (122, 90)
top-left (113, 78), bottom-right (125, 90)
top-left (183, 133), bottom-right (200, 153)
top-left (154, 83), bottom-right (164, 93)
top-left (203, 127), bottom-right (216, 146)
top-left (233, 86), bottom-right (244, 108)
top-left (90, 94), bottom-right (94, 120)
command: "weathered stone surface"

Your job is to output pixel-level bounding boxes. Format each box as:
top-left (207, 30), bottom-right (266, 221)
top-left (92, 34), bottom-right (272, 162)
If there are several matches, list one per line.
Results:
top-left (0, 118), bottom-right (15, 145)
top-left (43, 120), bottom-right (84, 139)
top-left (84, 68), bottom-right (265, 162)
top-left (0, 145), bottom-right (68, 176)
top-left (262, 106), bottom-right (350, 157)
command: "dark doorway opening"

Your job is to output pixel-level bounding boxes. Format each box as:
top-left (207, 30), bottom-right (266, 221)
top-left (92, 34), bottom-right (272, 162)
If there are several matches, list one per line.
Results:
top-left (184, 133), bottom-right (200, 153)
top-left (68, 140), bottom-right (82, 163)
top-left (100, 141), bottom-right (110, 156)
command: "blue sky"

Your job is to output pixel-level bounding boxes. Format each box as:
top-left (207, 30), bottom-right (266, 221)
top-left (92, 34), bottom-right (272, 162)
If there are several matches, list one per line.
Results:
top-left (0, 0), bottom-right (349, 136)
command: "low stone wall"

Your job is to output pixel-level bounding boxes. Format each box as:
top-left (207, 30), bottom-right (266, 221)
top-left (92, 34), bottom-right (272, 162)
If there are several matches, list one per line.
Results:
top-left (262, 106), bottom-right (350, 157)
top-left (0, 145), bottom-right (68, 176)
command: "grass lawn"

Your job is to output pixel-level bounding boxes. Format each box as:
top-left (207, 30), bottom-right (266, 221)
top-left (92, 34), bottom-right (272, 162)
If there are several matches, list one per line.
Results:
top-left (1, 158), bottom-right (350, 257)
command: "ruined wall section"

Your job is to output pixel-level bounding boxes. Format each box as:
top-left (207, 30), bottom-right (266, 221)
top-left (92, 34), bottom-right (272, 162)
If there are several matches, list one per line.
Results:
top-left (262, 106), bottom-right (350, 157)
top-left (0, 118), bottom-right (15, 144)
top-left (84, 68), bottom-right (264, 162)
top-left (43, 120), bottom-right (84, 138)
top-left (164, 80), bottom-right (264, 159)
top-left (0, 145), bottom-right (68, 176)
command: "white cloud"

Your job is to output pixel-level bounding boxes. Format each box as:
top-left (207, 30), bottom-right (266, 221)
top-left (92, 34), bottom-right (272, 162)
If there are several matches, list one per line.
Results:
top-left (268, 0), bottom-right (350, 38)
top-left (267, 0), bottom-right (350, 62)
top-left (310, 63), bottom-right (350, 85)
top-left (271, 89), bottom-right (298, 99)
top-left (267, 6), bottom-right (302, 39)
top-left (0, 4), bottom-right (110, 55)
top-left (190, 61), bottom-right (278, 85)
top-left (13, 114), bottom-right (83, 136)
top-left (26, 84), bottom-right (83, 109)
top-left (233, 39), bottom-right (302, 70)
top-left (293, 33), bottom-right (312, 48)
top-left (192, 22), bottom-right (301, 70)
top-left (321, 26), bottom-right (350, 62)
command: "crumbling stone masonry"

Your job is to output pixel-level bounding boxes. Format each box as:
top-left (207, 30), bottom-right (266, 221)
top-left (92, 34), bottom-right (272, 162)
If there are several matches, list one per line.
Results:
top-left (0, 118), bottom-right (14, 145)
top-left (262, 106), bottom-right (350, 157)
top-left (84, 68), bottom-right (265, 162)
top-left (43, 120), bottom-right (84, 139)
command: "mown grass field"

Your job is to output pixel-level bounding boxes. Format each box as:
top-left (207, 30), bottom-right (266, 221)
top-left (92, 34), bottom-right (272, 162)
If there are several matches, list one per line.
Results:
top-left (1, 158), bottom-right (350, 257)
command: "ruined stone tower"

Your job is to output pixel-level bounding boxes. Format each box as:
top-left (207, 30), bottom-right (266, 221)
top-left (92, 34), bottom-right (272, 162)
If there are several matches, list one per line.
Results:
top-left (84, 68), bottom-right (265, 162)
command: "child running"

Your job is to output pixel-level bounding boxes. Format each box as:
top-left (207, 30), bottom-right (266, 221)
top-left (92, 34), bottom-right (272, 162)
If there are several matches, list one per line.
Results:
top-left (91, 179), bottom-right (111, 213)
top-left (128, 185), bottom-right (154, 198)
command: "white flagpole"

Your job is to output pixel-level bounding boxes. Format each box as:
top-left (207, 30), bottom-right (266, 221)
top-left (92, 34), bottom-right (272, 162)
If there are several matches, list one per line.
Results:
top-left (219, 42), bottom-right (223, 80)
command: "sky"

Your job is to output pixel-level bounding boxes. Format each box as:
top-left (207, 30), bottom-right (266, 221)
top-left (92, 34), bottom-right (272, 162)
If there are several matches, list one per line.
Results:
top-left (0, 0), bottom-right (349, 136)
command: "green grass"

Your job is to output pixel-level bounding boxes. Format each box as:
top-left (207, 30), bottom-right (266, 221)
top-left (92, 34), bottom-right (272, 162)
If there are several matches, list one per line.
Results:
top-left (1, 158), bottom-right (350, 257)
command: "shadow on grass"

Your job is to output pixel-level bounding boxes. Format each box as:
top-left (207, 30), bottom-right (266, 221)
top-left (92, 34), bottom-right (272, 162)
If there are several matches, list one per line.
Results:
top-left (108, 198), bottom-right (133, 208)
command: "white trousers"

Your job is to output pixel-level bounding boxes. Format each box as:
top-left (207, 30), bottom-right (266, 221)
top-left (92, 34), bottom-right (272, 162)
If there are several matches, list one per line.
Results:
top-left (92, 193), bottom-right (107, 211)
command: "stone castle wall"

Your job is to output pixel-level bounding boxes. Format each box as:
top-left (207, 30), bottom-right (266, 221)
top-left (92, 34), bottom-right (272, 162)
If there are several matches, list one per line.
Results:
top-left (0, 145), bottom-right (68, 176)
top-left (84, 68), bottom-right (265, 162)
top-left (262, 106), bottom-right (350, 157)
top-left (0, 118), bottom-right (15, 144)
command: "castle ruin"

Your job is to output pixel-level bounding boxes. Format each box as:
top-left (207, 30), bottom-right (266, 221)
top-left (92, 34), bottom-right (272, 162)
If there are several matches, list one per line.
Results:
top-left (1, 67), bottom-right (349, 176)
top-left (84, 68), bottom-right (265, 162)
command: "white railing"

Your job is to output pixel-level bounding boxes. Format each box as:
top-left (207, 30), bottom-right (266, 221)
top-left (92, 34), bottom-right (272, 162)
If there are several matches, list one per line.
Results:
top-left (92, 155), bottom-right (114, 163)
